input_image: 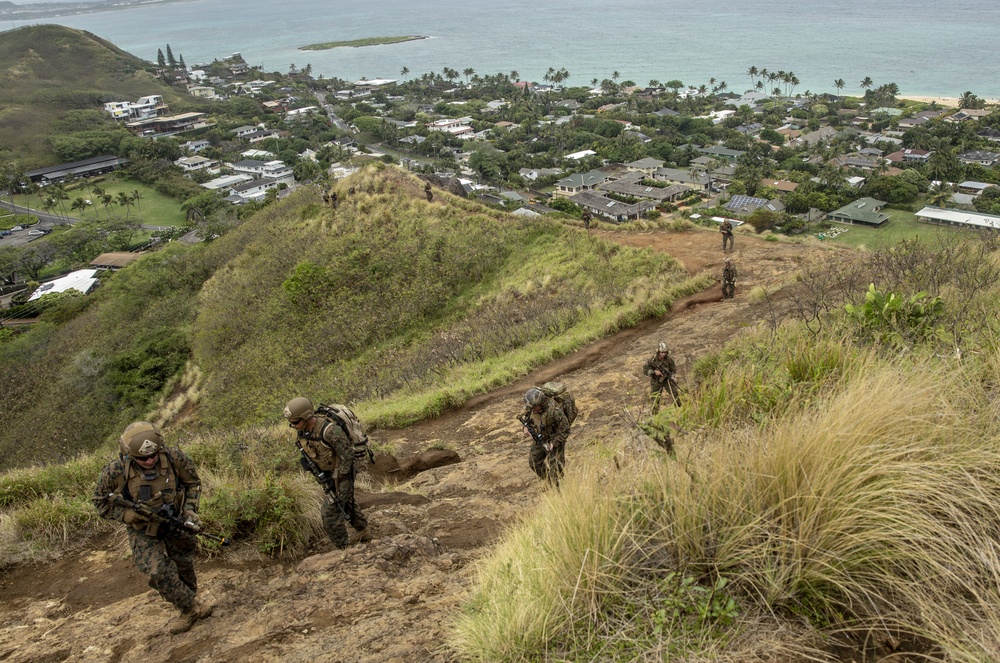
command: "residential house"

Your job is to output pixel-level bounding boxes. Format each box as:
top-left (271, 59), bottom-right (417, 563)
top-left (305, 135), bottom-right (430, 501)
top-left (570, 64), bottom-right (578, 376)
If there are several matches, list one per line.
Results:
top-left (625, 157), bottom-right (665, 175)
top-left (243, 129), bottom-right (281, 144)
top-left (761, 179), bottom-right (800, 194)
top-left (568, 190), bottom-right (657, 223)
top-left (724, 195), bottom-right (785, 216)
top-left (978, 128), bottom-right (1000, 143)
top-left (426, 117), bottom-right (474, 137)
top-left (564, 149), bottom-right (597, 161)
top-left (834, 153), bottom-right (880, 170)
top-left (553, 170), bottom-right (610, 196)
top-left (103, 95), bottom-right (168, 121)
top-left (915, 207), bottom-right (1000, 230)
top-left (518, 167), bottom-right (562, 181)
top-left (202, 174), bottom-right (253, 190)
top-left (795, 126), bottom-right (839, 147)
top-left (228, 159), bottom-right (294, 184)
top-left (27, 270), bottom-right (99, 302)
top-left (353, 78), bottom-right (397, 94)
top-left (654, 107), bottom-right (680, 118)
top-left (90, 252), bottom-right (145, 271)
top-left (174, 155), bottom-right (219, 173)
top-left (232, 125), bottom-right (258, 139)
top-left (698, 145), bottom-right (745, 162)
top-left (828, 197), bottom-right (889, 226)
top-left (958, 150), bottom-right (1000, 166)
top-left (181, 139), bottom-right (210, 153)
top-left (226, 178), bottom-right (281, 203)
top-left (597, 172), bottom-right (689, 203)
top-left (885, 148), bottom-right (932, 165)
top-left (187, 85), bottom-right (216, 99)
top-left (956, 181), bottom-right (993, 195)
top-left (125, 112), bottom-right (211, 136)
top-left (946, 108), bottom-right (991, 123)
top-left (511, 202), bottom-right (558, 218)
top-left (652, 167), bottom-right (710, 193)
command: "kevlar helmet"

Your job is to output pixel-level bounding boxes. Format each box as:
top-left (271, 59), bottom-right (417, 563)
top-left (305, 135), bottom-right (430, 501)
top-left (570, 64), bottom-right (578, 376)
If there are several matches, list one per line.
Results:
top-left (120, 421), bottom-right (163, 459)
top-left (725, 257), bottom-right (733, 264)
top-left (658, 342), bottom-right (669, 354)
top-left (525, 387), bottom-right (545, 407)
top-left (284, 397), bottom-right (314, 421)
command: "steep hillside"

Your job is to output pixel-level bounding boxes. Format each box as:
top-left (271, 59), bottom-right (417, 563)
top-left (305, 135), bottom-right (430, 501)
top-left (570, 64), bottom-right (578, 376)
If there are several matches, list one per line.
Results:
top-left (0, 228), bottom-right (832, 663)
top-left (0, 24), bottom-right (187, 166)
top-left (0, 165), bottom-right (697, 469)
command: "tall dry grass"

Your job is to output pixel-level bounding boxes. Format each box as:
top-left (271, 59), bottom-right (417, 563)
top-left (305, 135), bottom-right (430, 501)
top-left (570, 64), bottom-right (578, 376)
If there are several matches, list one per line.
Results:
top-left (452, 349), bottom-right (1000, 661)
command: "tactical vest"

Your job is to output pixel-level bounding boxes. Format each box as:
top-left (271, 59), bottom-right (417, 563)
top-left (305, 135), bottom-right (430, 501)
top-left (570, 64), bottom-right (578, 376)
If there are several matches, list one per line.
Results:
top-left (298, 421), bottom-right (340, 472)
top-left (122, 452), bottom-right (182, 533)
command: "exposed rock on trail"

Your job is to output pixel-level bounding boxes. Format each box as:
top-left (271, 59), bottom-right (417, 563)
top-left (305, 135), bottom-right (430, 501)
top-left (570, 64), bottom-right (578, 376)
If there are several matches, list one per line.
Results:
top-left (0, 229), bottom-right (834, 662)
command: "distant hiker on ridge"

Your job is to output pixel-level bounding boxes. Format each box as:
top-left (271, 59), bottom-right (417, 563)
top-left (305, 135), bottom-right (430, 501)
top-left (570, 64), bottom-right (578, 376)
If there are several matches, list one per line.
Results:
top-left (720, 218), bottom-right (734, 253)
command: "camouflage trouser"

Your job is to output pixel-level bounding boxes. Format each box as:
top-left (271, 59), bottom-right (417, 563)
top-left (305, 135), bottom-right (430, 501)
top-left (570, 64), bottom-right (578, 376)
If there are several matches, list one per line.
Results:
top-left (127, 527), bottom-right (198, 612)
top-left (722, 234), bottom-right (734, 252)
top-left (321, 469), bottom-right (368, 549)
top-left (650, 377), bottom-right (681, 412)
top-left (722, 280), bottom-right (735, 299)
top-left (528, 439), bottom-right (566, 487)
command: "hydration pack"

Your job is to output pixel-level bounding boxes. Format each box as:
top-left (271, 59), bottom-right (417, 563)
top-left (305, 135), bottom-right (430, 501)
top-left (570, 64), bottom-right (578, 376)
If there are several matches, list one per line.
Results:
top-left (539, 381), bottom-right (578, 424)
top-left (315, 404), bottom-right (375, 463)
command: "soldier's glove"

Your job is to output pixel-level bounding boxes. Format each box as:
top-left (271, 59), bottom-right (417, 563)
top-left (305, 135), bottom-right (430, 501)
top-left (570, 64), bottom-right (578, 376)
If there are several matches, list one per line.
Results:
top-left (122, 509), bottom-right (144, 525)
top-left (182, 511), bottom-right (201, 530)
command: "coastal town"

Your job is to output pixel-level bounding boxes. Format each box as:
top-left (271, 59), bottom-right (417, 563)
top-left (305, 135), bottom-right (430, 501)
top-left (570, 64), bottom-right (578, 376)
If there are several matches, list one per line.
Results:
top-left (3, 44), bottom-right (1000, 301)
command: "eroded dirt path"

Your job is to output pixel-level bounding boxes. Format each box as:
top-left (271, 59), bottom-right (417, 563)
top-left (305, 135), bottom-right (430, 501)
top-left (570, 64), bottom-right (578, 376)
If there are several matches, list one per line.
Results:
top-left (0, 228), bottom-right (838, 663)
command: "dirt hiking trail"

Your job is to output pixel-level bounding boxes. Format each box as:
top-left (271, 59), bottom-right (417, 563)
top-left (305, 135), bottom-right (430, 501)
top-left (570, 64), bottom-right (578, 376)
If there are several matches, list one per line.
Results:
top-left (0, 228), bottom-right (839, 663)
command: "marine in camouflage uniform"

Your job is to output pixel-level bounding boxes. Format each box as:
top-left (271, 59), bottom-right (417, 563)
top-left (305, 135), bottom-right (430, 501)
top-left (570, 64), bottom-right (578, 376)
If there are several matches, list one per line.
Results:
top-left (522, 388), bottom-right (571, 487)
top-left (284, 397), bottom-right (368, 549)
top-left (93, 422), bottom-right (212, 635)
top-left (643, 342), bottom-right (681, 413)
top-left (720, 219), bottom-right (734, 252)
top-left (722, 258), bottom-right (737, 299)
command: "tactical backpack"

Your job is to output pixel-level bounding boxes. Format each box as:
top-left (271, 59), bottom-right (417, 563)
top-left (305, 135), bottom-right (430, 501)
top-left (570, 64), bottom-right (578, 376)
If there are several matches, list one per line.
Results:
top-left (315, 404), bottom-right (375, 463)
top-left (539, 381), bottom-right (578, 424)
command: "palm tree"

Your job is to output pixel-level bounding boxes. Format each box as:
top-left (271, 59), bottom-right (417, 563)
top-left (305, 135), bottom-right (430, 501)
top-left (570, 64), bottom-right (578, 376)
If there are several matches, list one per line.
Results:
top-left (611, 70), bottom-right (621, 82)
top-left (860, 76), bottom-right (874, 92)
top-left (927, 182), bottom-right (952, 208)
top-left (400, 66), bottom-right (409, 80)
top-left (101, 193), bottom-right (114, 217)
top-left (509, 70), bottom-right (519, 83)
top-left (747, 66), bottom-right (758, 89)
top-left (463, 67), bottom-right (475, 84)
top-left (130, 189), bottom-right (142, 214)
top-left (959, 91), bottom-right (981, 109)
top-left (71, 197), bottom-right (88, 217)
top-left (834, 78), bottom-right (845, 96)
top-left (590, 77), bottom-right (599, 88)
top-left (116, 191), bottom-right (132, 218)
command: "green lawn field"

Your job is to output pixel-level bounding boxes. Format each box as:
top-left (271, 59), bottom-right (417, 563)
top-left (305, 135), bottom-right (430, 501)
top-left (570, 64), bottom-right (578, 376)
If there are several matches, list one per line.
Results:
top-left (12, 176), bottom-right (186, 227)
top-left (822, 207), bottom-right (965, 248)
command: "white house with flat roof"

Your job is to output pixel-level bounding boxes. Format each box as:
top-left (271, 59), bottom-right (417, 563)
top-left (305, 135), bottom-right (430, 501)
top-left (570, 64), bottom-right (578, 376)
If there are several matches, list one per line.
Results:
top-left (28, 270), bottom-right (100, 302)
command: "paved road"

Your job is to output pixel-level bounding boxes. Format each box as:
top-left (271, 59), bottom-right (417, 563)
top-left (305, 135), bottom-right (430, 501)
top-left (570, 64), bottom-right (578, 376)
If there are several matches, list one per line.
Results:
top-left (313, 91), bottom-right (352, 133)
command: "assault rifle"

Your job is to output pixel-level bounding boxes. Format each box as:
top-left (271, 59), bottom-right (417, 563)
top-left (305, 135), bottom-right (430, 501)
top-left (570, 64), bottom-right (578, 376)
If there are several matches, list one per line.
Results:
top-left (297, 444), bottom-right (351, 523)
top-left (517, 412), bottom-right (551, 452)
top-left (108, 494), bottom-right (231, 546)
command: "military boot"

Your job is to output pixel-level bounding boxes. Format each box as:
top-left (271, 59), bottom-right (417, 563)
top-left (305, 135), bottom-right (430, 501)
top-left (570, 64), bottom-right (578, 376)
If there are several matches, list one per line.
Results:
top-left (168, 596), bottom-right (213, 635)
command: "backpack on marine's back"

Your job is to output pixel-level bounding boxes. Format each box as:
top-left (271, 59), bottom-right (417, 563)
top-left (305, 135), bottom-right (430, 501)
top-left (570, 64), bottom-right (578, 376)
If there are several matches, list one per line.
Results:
top-left (539, 381), bottom-right (578, 424)
top-left (315, 404), bottom-right (374, 463)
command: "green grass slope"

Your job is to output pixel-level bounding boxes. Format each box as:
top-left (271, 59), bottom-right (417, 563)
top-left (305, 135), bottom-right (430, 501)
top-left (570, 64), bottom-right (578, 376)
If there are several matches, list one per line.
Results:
top-left (0, 164), bottom-right (699, 470)
top-left (0, 24), bottom-right (188, 167)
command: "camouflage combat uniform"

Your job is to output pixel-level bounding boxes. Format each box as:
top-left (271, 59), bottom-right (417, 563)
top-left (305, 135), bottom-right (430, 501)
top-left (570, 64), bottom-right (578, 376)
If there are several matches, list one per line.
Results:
top-left (297, 416), bottom-right (368, 548)
top-left (720, 220), bottom-right (734, 252)
top-left (644, 351), bottom-right (681, 411)
top-left (525, 398), bottom-right (571, 486)
top-left (722, 262), bottom-right (737, 299)
top-left (92, 448), bottom-right (201, 612)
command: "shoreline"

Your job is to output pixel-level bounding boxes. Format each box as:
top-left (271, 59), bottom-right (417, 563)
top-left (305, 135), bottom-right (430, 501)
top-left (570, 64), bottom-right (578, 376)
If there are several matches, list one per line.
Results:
top-left (898, 95), bottom-right (1000, 107)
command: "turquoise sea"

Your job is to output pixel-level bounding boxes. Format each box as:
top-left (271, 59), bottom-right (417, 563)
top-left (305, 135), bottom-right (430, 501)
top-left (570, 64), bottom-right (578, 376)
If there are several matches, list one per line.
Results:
top-left (5, 0), bottom-right (1000, 98)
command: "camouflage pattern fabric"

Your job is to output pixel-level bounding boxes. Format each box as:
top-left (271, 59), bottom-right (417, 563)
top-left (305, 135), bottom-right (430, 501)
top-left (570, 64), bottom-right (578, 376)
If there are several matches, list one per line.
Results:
top-left (527, 399), bottom-right (571, 485)
top-left (92, 448), bottom-right (202, 611)
top-left (722, 263), bottom-right (737, 299)
top-left (720, 221), bottom-right (734, 252)
top-left (300, 417), bottom-right (367, 548)
top-left (643, 352), bottom-right (681, 411)
top-left (320, 467), bottom-right (368, 549)
top-left (128, 527), bottom-right (198, 611)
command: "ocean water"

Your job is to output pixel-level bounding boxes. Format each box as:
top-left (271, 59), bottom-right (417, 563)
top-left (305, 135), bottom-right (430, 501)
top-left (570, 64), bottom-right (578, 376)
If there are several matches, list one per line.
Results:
top-left (4, 0), bottom-right (1000, 98)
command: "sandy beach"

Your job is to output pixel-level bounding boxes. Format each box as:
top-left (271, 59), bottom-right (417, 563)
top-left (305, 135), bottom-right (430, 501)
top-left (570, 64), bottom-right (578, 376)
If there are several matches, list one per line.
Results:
top-left (899, 95), bottom-right (1000, 107)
